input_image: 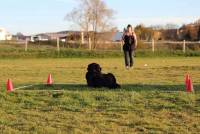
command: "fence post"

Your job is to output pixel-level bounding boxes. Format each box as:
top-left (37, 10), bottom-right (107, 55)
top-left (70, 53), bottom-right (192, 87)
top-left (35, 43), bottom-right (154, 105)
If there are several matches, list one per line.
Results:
top-left (120, 41), bottom-right (123, 52)
top-left (89, 37), bottom-right (92, 50)
top-left (25, 39), bottom-right (28, 52)
top-left (81, 32), bottom-right (84, 45)
top-left (57, 38), bottom-right (60, 52)
top-left (183, 40), bottom-right (186, 53)
top-left (152, 38), bottom-right (155, 52)
top-left (66, 37), bottom-right (69, 48)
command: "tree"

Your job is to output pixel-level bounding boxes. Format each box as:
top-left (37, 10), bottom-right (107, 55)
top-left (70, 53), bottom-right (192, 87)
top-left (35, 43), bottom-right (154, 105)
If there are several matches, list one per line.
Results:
top-left (194, 18), bottom-right (200, 25)
top-left (150, 24), bottom-right (179, 30)
top-left (184, 30), bottom-right (191, 41)
top-left (164, 23), bottom-right (179, 29)
top-left (135, 24), bottom-right (154, 41)
top-left (198, 27), bottom-right (200, 41)
top-left (66, 0), bottom-right (115, 49)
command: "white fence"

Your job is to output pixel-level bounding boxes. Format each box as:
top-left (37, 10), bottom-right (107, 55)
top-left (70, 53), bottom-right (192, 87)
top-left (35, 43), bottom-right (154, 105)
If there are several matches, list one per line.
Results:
top-left (1, 39), bottom-right (200, 52)
top-left (143, 40), bottom-right (200, 53)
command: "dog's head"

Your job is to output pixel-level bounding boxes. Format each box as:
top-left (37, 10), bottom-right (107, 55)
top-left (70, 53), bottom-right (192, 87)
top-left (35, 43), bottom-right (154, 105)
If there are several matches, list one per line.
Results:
top-left (87, 63), bottom-right (102, 73)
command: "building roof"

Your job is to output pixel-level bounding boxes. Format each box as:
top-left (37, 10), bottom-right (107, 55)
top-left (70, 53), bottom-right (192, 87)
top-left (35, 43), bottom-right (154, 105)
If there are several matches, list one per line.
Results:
top-left (112, 32), bottom-right (123, 41)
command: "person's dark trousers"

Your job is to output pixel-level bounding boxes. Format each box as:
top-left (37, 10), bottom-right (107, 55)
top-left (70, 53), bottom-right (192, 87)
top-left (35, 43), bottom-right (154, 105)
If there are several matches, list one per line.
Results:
top-left (124, 50), bottom-right (134, 67)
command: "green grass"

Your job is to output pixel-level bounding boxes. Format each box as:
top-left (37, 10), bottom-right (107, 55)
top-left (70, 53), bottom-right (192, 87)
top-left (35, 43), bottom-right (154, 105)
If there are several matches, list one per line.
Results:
top-left (0, 57), bottom-right (200, 134)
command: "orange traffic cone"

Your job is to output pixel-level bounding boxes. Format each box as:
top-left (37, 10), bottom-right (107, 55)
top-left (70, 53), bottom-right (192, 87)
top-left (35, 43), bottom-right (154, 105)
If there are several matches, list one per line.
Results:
top-left (47, 74), bottom-right (53, 85)
top-left (7, 79), bottom-right (14, 92)
top-left (185, 74), bottom-right (194, 93)
top-left (185, 74), bottom-right (190, 90)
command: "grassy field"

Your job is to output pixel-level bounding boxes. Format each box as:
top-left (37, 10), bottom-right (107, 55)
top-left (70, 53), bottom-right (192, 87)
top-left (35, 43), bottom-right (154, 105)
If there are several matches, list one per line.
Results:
top-left (0, 57), bottom-right (200, 134)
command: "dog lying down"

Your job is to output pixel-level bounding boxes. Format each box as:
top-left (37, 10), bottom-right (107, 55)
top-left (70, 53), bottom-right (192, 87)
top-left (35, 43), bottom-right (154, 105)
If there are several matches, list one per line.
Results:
top-left (86, 63), bottom-right (120, 89)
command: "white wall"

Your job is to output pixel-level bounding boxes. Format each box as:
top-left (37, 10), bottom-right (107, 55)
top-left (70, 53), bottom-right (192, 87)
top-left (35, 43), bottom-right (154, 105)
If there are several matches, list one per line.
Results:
top-left (0, 28), bottom-right (6, 40)
top-left (0, 28), bottom-right (12, 40)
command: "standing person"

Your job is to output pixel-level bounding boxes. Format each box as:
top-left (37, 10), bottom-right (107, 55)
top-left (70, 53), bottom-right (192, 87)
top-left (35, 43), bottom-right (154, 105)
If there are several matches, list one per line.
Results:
top-left (122, 24), bottom-right (137, 69)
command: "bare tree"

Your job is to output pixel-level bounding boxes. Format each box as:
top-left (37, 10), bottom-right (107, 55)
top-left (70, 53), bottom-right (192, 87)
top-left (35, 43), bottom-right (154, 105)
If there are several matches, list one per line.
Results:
top-left (198, 26), bottom-right (200, 40)
top-left (65, 0), bottom-right (115, 49)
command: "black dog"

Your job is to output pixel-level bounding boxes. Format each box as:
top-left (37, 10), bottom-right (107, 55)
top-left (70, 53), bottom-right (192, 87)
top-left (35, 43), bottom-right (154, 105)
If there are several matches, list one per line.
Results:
top-left (86, 63), bottom-right (120, 89)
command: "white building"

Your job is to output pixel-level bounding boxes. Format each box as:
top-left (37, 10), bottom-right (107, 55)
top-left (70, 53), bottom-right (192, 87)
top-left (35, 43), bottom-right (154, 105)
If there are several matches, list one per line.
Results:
top-left (30, 34), bottom-right (50, 42)
top-left (0, 28), bottom-right (12, 40)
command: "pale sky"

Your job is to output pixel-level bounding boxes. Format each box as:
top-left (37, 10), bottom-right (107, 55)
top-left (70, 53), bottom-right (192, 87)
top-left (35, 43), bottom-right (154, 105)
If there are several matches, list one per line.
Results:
top-left (0, 0), bottom-right (199, 35)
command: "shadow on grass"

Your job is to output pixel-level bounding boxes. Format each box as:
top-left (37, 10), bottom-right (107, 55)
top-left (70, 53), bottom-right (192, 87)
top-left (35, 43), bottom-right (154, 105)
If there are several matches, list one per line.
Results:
top-left (19, 83), bottom-right (200, 92)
